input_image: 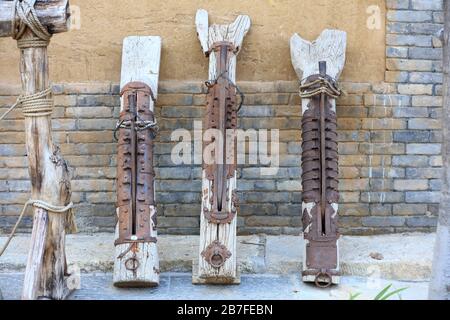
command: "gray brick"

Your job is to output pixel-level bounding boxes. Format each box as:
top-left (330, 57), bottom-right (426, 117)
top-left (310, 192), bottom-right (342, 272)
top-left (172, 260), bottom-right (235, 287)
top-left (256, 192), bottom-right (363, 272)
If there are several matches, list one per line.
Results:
top-left (158, 203), bottom-right (201, 217)
top-left (155, 167), bottom-right (192, 180)
top-left (386, 0), bottom-right (409, 9)
top-left (407, 167), bottom-right (442, 178)
top-left (397, 84), bottom-right (433, 95)
top-left (160, 106), bottom-right (203, 118)
top-left (393, 131), bottom-right (430, 142)
top-left (387, 22), bottom-right (411, 34)
top-left (406, 143), bottom-right (441, 155)
top-left (159, 81), bottom-right (204, 94)
top-left (277, 180), bottom-right (301, 191)
top-left (409, 72), bottom-right (442, 84)
top-left (393, 107), bottom-right (429, 118)
top-left (393, 203), bottom-right (428, 215)
top-left (77, 95), bottom-right (118, 107)
top-left (387, 10), bottom-right (433, 22)
top-left (409, 47), bottom-right (442, 60)
top-left (429, 179), bottom-right (442, 191)
top-left (158, 217), bottom-right (199, 228)
top-left (362, 216), bottom-right (406, 227)
top-left (244, 192), bottom-right (290, 203)
top-left (394, 179), bottom-right (428, 191)
top-left (158, 192), bottom-right (200, 204)
top-left (364, 94), bottom-right (411, 106)
top-left (405, 191), bottom-right (440, 203)
top-left (412, 96), bottom-right (442, 107)
top-left (361, 192), bottom-right (404, 203)
top-left (239, 105), bottom-right (275, 117)
top-left (393, 155), bottom-right (429, 167)
top-left (405, 217), bottom-right (438, 227)
top-left (239, 204), bottom-right (277, 216)
top-left (277, 204), bottom-right (302, 216)
top-left (433, 12), bottom-right (444, 23)
top-left (157, 180), bottom-right (201, 192)
top-left (386, 34), bottom-right (432, 47)
top-left (408, 118), bottom-right (441, 129)
top-left (360, 167), bottom-right (405, 179)
top-left (411, 0), bottom-right (443, 10)
top-left (386, 59), bottom-right (433, 71)
top-left (254, 180), bottom-right (276, 191)
top-left (386, 46), bottom-right (409, 58)
top-left (385, 71), bottom-right (409, 83)
top-left (409, 23), bottom-right (444, 36)
top-left (370, 204), bottom-right (393, 216)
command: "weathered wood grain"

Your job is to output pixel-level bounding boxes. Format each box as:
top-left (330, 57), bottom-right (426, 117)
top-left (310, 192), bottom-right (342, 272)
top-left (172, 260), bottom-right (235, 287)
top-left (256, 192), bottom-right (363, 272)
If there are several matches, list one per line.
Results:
top-left (0, 0), bottom-right (70, 37)
top-left (19, 26), bottom-right (73, 299)
top-left (193, 9), bottom-right (250, 284)
top-left (113, 36), bottom-right (161, 287)
top-left (291, 29), bottom-right (346, 285)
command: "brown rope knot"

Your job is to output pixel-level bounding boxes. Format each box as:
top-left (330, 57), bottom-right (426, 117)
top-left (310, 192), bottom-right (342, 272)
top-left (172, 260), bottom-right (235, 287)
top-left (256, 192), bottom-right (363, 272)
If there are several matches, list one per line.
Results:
top-left (300, 75), bottom-right (342, 99)
top-left (11, 0), bottom-right (52, 49)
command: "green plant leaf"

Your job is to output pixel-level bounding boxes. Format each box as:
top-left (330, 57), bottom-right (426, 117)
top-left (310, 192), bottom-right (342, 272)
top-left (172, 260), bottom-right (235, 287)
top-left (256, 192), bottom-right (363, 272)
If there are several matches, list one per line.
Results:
top-left (349, 292), bottom-right (362, 300)
top-left (379, 287), bottom-right (408, 300)
top-left (374, 284), bottom-right (392, 300)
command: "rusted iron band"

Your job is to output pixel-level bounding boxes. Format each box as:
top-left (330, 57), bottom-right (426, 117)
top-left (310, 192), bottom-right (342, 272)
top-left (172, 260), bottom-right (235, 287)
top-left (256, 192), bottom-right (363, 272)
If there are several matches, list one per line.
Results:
top-left (300, 62), bottom-right (341, 285)
top-left (116, 81), bottom-right (157, 246)
top-left (203, 41), bottom-right (239, 225)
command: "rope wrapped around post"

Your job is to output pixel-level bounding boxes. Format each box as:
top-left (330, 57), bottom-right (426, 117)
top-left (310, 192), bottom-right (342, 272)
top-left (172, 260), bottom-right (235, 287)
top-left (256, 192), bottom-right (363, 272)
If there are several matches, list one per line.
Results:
top-left (11, 0), bottom-right (52, 48)
top-left (299, 76), bottom-right (342, 99)
top-left (0, 200), bottom-right (74, 257)
top-left (0, 0), bottom-right (75, 259)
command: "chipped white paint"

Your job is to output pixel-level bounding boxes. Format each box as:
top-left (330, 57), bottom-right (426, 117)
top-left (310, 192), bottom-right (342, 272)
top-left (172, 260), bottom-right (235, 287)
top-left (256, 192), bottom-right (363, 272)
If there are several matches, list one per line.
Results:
top-left (193, 9), bottom-right (250, 284)
top-left (291, 29), bottom-right (347, 285)
top-left (114, 36), bottom-right (161, 287)
top-left (291, 29), bottom-right (346, 115)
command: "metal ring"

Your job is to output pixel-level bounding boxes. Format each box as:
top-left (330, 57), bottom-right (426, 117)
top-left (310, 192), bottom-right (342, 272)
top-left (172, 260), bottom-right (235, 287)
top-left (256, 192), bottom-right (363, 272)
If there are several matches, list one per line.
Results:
top-left (124, 257), bottom-right (140, 271)
top-left (209, 253), bottom-right (225, 268)
top-left (314, 272), bottom-right (333, 288)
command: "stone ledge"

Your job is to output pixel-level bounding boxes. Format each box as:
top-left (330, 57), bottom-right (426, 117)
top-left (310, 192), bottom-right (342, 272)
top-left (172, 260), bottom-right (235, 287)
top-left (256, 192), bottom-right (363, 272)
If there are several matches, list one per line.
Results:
top-left (0, 232), bottom-right (434, 281)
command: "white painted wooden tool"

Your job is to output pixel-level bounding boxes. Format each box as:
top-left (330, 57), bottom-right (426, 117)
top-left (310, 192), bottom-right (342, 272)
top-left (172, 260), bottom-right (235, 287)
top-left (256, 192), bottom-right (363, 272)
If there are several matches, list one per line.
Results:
top-left (291, 29), bottom-right (347, 285)
top-left (113, 36), bottom-right (161, 287)
top-left (193, 9), bottom-right (251, 284)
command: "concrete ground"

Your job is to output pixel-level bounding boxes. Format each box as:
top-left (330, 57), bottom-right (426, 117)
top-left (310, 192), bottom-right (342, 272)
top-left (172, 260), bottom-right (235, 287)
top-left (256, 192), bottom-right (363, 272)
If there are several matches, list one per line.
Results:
top-left (0, 273), bottom-right (428, 300)
top-left (0, 232), bottom-right (435, 300)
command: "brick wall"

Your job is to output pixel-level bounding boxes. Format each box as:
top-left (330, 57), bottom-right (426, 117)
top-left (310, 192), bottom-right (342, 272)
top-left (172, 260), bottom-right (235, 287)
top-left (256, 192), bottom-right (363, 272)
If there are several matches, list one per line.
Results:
top-left (0, 0), bottom-right (444, 235)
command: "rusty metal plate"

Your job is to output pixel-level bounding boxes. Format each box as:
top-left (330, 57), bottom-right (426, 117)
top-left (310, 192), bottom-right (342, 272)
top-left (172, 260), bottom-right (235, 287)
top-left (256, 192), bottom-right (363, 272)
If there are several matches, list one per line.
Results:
top-left (201, 240), bottom-right (232, 269)
top-left (300, 62), bottom-right (341, 285)
top-left (203, 41), bottom-right (238, 225)
top-left (116, 81), bottom-right (157, 245)
top-left (305, 243), bottom-right (338, 270)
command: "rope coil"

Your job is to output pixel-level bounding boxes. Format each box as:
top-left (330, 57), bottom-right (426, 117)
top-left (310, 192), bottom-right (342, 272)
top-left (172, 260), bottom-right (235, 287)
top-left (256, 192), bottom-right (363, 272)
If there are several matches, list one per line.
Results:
top-left (0, 200), bottom-right (74, 257)
top-left (0, 87), bottom-right (54, 121)
top-left (300, 76), bottom-right (342, 99)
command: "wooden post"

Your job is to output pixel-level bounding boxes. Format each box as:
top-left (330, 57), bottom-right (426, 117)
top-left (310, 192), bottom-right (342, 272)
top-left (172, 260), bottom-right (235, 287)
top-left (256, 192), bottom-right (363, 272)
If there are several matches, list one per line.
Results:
top-left (429, 2), bottom-right (450, 300)
top-left (0, 0), bottom-right (69, 36)
top-left (0, 0), bottom-right (73, 300)
top-left (192, 9), bottom-right (250, 285)
top-left (113, 36), bottom-right (161, 287)
top-left (290, 29), bottom-right (347, 286)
